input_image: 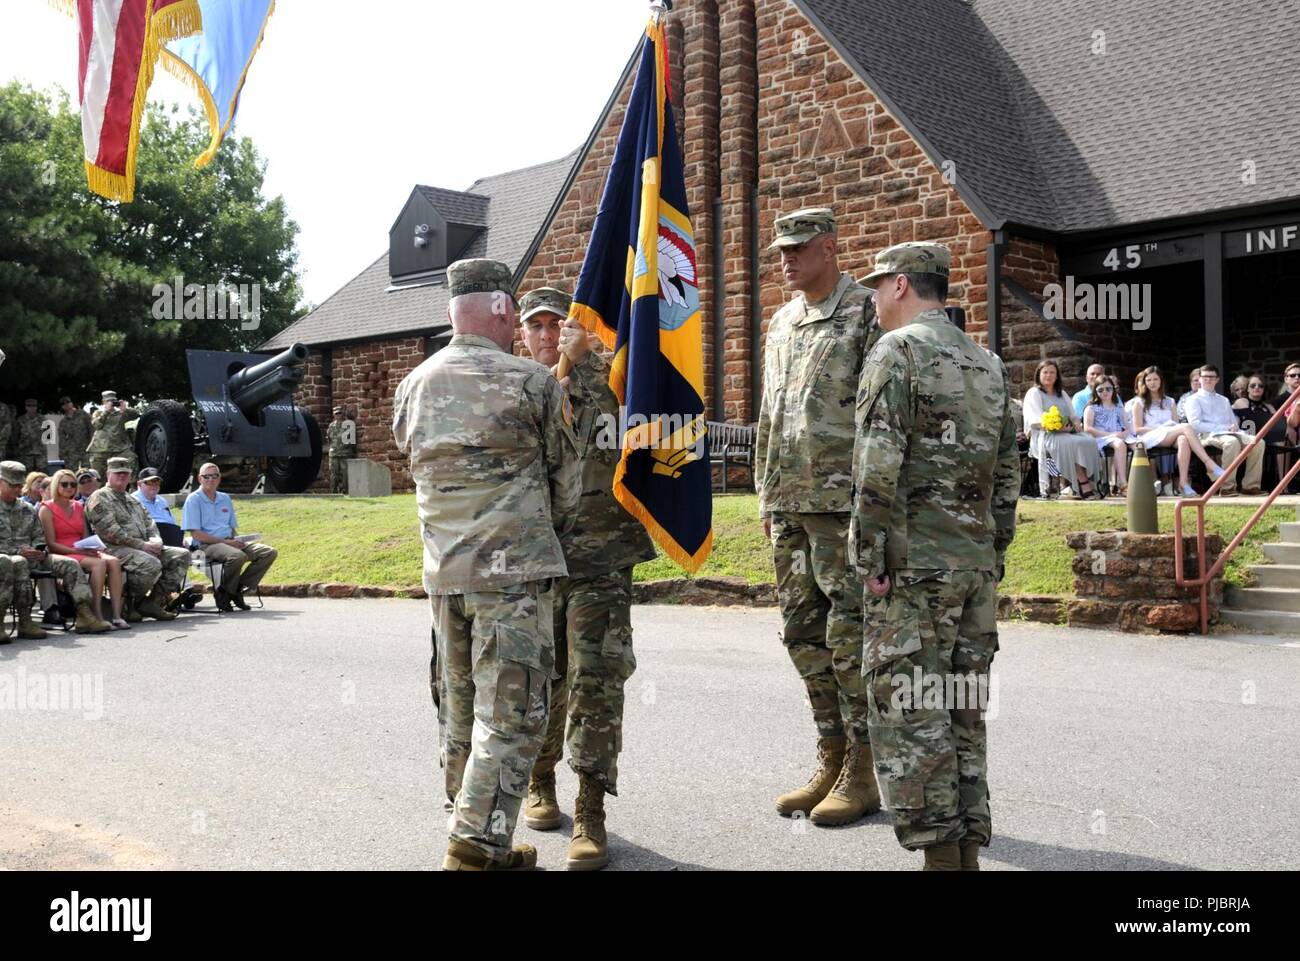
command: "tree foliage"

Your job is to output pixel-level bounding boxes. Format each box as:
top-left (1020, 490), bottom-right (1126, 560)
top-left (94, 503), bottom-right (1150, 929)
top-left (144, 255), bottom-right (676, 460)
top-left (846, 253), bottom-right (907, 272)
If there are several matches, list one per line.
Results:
top-left (0, 82), bottom-right (304, 406)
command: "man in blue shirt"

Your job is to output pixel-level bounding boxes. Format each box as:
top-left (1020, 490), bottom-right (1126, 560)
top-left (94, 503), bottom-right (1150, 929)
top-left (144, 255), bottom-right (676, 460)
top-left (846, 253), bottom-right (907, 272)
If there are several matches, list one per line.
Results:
top-left (132, 468), bottom-right (184, 546)
top-left (181, 462), bottom-right (278, 610)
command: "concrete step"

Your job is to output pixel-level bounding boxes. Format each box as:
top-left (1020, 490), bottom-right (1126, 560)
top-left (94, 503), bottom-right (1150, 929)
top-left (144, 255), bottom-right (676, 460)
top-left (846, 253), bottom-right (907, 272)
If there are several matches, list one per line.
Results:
top-left (1249, 564), bottom-right (1300, 589)
top-left (1225, 586), bottom-right (1300, 613)
top-left (1280, 522), bottom-right (1300, 544)
top-left (1262, 543), bottom-right (1300, 564)
top-left (1219, 607), bottom-right (1300, 635)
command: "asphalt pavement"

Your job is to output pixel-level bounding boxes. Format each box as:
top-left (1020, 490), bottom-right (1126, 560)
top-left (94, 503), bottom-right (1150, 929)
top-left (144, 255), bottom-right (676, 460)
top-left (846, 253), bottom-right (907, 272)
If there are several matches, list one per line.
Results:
top-left (2, 598), bottom-right (1297, 870)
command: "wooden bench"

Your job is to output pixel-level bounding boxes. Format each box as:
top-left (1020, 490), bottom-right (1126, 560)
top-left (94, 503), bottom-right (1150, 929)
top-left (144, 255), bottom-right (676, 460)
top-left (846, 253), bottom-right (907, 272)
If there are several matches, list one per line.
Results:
top-left (708, 421), bottom-right (756, 493)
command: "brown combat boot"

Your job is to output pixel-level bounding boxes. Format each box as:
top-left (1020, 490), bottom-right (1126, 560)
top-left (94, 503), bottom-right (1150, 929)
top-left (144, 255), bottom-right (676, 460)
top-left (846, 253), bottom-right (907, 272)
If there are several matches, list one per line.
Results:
top-left (567, 772), bottom-right (609, 871)
top-left (523, 772), bottom-right (562, 831)
top-left (776, 735), bottom-right (846, 816)
top-left (922, 841), bottom-right (963, 871)
top-left (74, 603), bottom-right (112, 634)
top-left (960, 840), bottom-right (981, 871)
top-left (123, 596), bottom-right (144, 623)
top-left (17, 611), bottom-right (48, 640)
top-left (810, 739), bottom-right (882, 826)
top-left (441, 838), bottom-right (537, 871)
top-left (138, 589), bottom-right (178, 621)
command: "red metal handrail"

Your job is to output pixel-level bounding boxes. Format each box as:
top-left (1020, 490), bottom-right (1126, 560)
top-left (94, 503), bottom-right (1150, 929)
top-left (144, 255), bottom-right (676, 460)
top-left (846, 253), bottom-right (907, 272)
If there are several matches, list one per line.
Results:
top-left (1174, 385), bottom-right (1300, 633)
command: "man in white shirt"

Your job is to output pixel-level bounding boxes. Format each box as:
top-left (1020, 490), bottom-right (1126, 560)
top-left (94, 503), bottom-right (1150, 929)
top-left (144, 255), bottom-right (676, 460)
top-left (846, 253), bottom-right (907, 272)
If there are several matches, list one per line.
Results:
top-left (1184, 365), bottom-right (1265, 495)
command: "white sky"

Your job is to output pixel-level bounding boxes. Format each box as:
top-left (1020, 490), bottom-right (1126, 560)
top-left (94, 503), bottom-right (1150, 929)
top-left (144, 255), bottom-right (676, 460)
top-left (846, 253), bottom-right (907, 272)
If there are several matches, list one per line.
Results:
top-left (2, 0), bottom-right (651, 307)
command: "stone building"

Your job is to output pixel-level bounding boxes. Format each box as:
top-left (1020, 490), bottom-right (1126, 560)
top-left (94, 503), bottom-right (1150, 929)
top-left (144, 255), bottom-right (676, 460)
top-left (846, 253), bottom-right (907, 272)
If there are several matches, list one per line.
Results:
top-left (266, 0), bottom-right (1300, 490)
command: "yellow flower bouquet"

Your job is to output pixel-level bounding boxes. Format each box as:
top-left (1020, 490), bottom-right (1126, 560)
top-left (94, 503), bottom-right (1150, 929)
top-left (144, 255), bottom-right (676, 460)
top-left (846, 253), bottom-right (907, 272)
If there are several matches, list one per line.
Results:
top-left (1041, 405), bottom-right (1066, 432)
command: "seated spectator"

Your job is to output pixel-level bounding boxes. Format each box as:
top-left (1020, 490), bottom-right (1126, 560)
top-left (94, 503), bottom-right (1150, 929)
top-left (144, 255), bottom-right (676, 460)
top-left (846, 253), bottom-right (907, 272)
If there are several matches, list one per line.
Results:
top-left (1176, 367), bottom-right (1201, 422)
top-left (182, 462), bottom-right (278, 611)
top-left (1230, 375), bottom-right (1249, 403)
top-left (0, 461), bottom-right (111, 636)
top-left (86, 459), bottom-right (189, 621)
top-left (39, 468), bottom-right (127, 629)
top-left (1022, 360), bottom-right (1104, 499)
top-left (1083, 376), bottom-right (1131, 496)
top-left (132, 468), bottom-right (184, 547)
top-left (21, 471), bottom-right (49, 507)
top-left (1235, 373), bottom-right (1288, 489)
top-left (1275, 363), bottom-right (1300, 491)
top-left (1130, 366), bottom-right (1224, 497)
top-left (1185, 364), bottom-right (1266, 496)
top-left (75, 468), bottom-right (100, 504)
top-left (1072, 363), bottom-right (1107, 419)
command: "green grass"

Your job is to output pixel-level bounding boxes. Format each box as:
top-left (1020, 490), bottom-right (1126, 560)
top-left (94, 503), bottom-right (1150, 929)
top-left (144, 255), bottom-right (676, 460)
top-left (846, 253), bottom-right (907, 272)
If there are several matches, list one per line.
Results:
top-left (224, 493), bottom-right (1291, 594)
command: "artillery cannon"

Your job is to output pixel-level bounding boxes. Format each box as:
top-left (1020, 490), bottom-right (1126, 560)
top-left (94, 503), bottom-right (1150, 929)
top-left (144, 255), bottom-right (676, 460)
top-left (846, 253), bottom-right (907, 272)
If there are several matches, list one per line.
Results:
top-left (134, 343), bottom-right (324, 493)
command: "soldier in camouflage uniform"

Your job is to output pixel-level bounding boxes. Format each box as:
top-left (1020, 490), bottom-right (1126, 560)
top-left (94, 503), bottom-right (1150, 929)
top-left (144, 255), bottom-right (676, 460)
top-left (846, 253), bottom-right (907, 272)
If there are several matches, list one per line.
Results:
top-left (392, 259), bottom-right (582, 872)
top-left (327, 406), bottom-right (356, 494)
top-left (86, 458), bottom-right (188, 621)
top-left (0, 399), bottom-right (13, 460)
top-left (15, 400), bottom-right (48, 474)
top-left (58, 397), bottom-right (93, 472)
top-left (87, 391), bottom-right (138, 479)
top-left (850, 242), bottom-right (1019, 871)
top-left (0, 460), bottom-right (112, 640)
top-left (756, 207), bottom-right (884, 826)
top-left (515, 286), bottom-right (657, 871)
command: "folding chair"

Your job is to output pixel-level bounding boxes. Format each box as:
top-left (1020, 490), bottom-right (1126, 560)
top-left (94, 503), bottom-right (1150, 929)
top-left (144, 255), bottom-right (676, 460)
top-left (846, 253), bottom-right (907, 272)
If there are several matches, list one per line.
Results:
top-left (9, 570), bottom-right (73, 634)
top-left (188, 543), bottom-right (264, 612)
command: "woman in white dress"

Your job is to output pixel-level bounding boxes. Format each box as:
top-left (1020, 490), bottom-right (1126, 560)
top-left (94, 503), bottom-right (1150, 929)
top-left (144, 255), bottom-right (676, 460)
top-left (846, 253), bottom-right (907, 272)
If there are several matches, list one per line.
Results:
top-left (1131, 365), bottom-right (1225, 497)
top-left (1022, 361), bottom-right (1104, 498)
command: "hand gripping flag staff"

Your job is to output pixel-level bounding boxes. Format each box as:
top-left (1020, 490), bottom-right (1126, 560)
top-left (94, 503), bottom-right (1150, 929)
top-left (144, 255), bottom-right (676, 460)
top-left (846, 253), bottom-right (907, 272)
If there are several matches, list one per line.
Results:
top-left (49, 0), bottom-right (275, 202)
top-left (567, 0), bottom-right (713, 574)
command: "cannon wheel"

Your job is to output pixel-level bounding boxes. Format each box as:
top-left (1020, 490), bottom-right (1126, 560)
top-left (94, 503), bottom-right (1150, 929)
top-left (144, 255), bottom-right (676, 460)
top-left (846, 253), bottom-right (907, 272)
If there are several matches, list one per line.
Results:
top-left (135, 400), bottom-right (195, 492)
top-left (266, 410), bottom-right (323, 494)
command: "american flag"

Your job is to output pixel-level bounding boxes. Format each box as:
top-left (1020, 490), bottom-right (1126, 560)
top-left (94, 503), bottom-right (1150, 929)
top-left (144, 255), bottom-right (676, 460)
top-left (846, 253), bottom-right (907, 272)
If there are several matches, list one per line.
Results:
top-left (74, 0), bottom-right (202, 201)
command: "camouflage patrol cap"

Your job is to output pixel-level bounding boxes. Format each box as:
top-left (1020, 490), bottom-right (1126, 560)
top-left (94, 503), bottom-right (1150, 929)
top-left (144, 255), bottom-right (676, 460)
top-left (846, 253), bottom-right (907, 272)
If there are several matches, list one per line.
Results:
top-left (0, 461), bottom-right (27, 484)
top-left (101, 390), bottom-right (117, 402)
top-left (862, 241), bottom-right (951, 285)
top-left (518, 287), bottom-right (573, 325)
top-left (106, 456), bottom-right (133, 475)
top-left (446, 258), bottom-right (517, 304)
top-left (59, 395), bottom-right (73, 406)
top-left (768, 207), bottom-right (836, 250)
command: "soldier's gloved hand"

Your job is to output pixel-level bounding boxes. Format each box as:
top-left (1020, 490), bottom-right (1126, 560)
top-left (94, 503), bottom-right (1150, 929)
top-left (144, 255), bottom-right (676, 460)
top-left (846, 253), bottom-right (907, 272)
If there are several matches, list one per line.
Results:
top-left (558, 319), bottom-right (589, 365)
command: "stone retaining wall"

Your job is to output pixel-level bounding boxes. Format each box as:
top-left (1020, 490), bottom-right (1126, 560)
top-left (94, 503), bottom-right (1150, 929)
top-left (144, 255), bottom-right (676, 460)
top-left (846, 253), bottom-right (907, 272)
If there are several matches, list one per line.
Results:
top-left (1065, 531), bottom-right (1224, 633)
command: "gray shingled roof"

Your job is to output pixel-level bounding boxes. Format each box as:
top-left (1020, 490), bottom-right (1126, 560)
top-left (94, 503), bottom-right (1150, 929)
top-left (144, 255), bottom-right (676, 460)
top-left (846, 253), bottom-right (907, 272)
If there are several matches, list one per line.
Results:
top-left (800, 0), bottom-right (1300, 233)
top-left (265, 150), bottom-right (580, 348)
top-left (415, 186), bottom-right (489, 227)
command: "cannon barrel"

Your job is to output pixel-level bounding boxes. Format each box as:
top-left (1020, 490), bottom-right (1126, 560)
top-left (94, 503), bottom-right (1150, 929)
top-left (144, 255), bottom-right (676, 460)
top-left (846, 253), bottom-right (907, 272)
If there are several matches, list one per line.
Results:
top-left (226, 343), bottom-right (309, 421)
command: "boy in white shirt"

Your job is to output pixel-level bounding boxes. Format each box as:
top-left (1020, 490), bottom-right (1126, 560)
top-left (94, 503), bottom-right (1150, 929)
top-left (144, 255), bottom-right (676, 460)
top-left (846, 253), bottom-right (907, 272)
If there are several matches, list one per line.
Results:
top-left (1185, 365), bottom-right (1265, 495)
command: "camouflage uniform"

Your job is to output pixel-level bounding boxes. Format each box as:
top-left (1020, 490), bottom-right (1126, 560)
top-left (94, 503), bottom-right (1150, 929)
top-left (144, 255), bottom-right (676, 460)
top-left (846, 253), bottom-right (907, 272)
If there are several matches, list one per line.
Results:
top-left (850, 243), bottom-right (1020, 855)
top-left (392, 258), bottom-right (582, 863)
top-left (0, 463), bottom-right (92, 618)
top-left (756, 209), bottom-right (881, 745)
top-left (327, 409), bottom-right (356, 495)
top-left (519, 287), bottom-right (657, 797)
top-left (58, 402), bottom-right (93, 472)
top-left (15, 403), bottom-right (47, 473)
top-left (88, 393), bottom-right (138, 479)
top-left (0, 403), bottom-right (13, 459)
top-left (86, 467), bottom-right (190, 601)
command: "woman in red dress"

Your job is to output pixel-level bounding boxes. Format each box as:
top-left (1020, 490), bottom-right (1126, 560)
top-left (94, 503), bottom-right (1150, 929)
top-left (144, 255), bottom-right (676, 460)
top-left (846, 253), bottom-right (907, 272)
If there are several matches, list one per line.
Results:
top-left (39, 468), bottom-right (128, 629)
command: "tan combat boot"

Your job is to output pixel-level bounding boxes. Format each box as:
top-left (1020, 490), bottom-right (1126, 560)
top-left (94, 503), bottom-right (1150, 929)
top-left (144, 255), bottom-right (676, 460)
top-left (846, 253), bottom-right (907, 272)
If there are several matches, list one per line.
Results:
top-left (960, 840), bottom-right (981, 871)
top-left (17, 610), bottom-right (48, 640)
top-left (122, 596), bottom-right (144, 623)
top-left (442, 838), bottom-right (537, 871)
top-left (776, 735), bottom-right (846, 816)
top-left (810, 739), bottom-right (882, 826)
top-left (567, 772), bottom-right (609, 871)
top-left (523, 772), bottom-right (562, 831)
top-left (922, 841), bottom-right (963, 871)
top-left (74, 603), bottom-right (113, 634)
top-left (137, 589), bottom-right (178, 621)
